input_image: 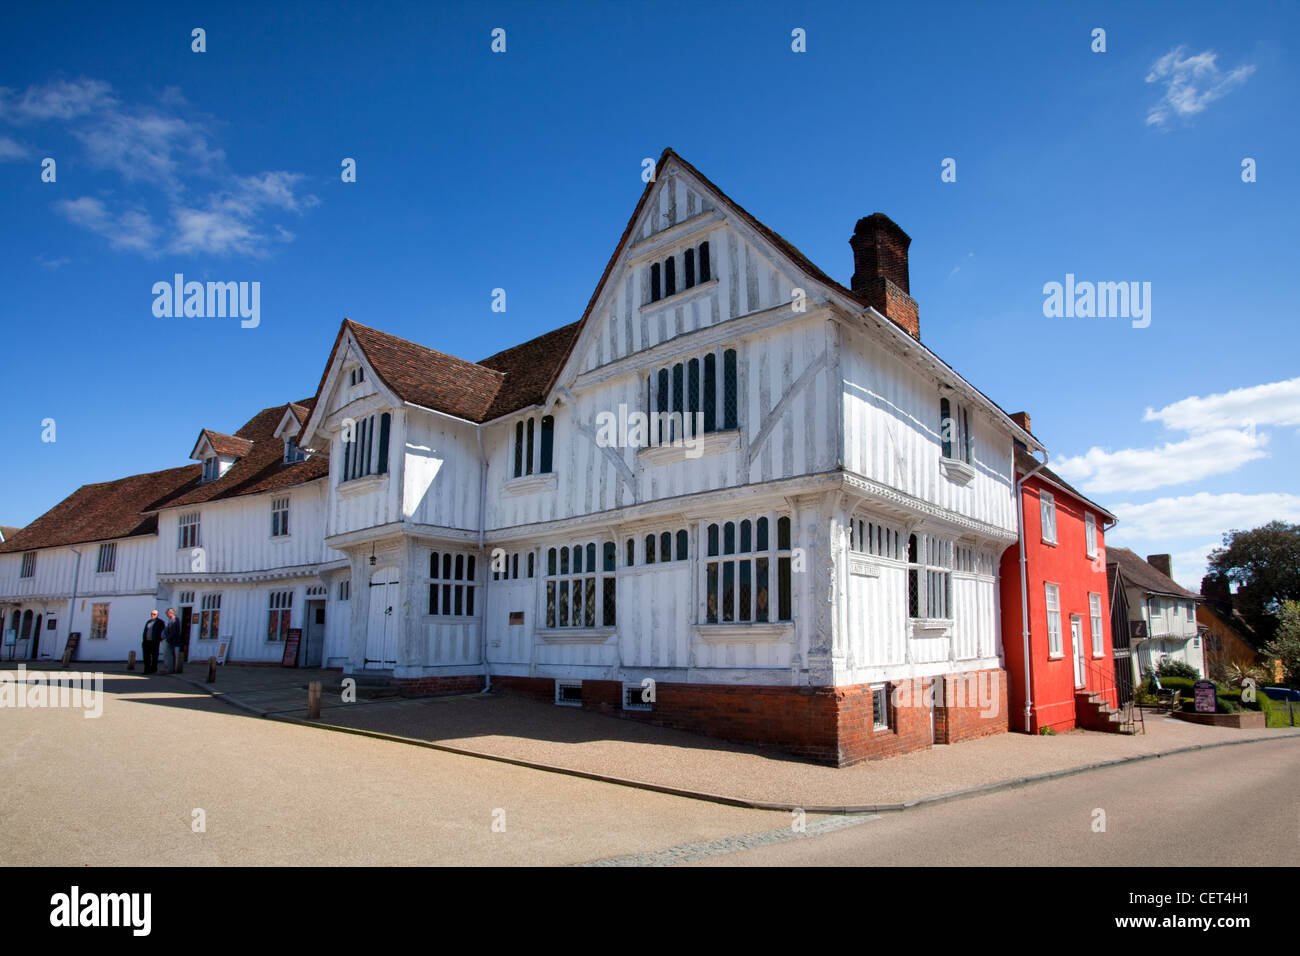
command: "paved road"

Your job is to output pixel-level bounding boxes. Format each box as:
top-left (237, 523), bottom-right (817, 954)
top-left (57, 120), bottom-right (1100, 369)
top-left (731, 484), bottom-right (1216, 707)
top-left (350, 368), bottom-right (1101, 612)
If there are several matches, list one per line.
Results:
top-left (684, 738), bottom-right (1300, 866)
top-left (3, 672), bottom-right (1295, 865)
top-left (0, 673), bottom-right (787, 866)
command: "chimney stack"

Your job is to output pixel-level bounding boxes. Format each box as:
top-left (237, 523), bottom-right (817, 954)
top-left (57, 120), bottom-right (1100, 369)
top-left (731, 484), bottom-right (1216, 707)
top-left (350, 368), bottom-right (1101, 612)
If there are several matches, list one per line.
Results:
top-left (850, 213), bottom-right (919, 340)
top-left (1147, 554), bottom-right (1173, 578)
top-left (1010, 411), bottom-right (1032, 436)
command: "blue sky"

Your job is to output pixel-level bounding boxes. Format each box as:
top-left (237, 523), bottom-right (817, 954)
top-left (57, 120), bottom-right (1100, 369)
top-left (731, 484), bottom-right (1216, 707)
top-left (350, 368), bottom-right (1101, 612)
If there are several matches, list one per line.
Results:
top-left (2, 0), bottom-right (1297, 589)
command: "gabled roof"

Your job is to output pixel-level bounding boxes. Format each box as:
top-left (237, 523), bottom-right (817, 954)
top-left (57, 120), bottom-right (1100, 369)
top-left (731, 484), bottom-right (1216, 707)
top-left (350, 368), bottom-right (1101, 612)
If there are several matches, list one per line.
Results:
top-left (302, 148), bottom-right (1039, 449)
top-left (0, 526), bottom-right (19, 542)
top-left (1106, 547), bottom-right (1200, 600)
top-left (191, 429), bottom-right (254, 461)
top-left (308, 317), bottom-right (582, 429)
top-left (0, 466), bottom-right (199, 554)
top-left (478, 321), bottom-right (583, 421)
top-left (1, 400), bottom-right (330, 556)
top-left (1014, 448), bottom-right (1117, 522)
top-left (160, 399), bottom-right (329, 509)
top-left (540, 148), bottom-right (1042, 451)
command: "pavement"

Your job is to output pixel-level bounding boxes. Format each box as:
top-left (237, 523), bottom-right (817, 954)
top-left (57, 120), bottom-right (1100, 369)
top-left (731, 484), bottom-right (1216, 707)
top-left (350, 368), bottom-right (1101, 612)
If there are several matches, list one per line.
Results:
top-left (18, 660), bottom-right (1300, 812)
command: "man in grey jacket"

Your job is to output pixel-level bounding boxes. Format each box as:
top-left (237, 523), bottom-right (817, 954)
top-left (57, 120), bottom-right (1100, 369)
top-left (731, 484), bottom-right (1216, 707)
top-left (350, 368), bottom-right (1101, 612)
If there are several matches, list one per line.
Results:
top-left (162, 608), bottom-right (183, 674)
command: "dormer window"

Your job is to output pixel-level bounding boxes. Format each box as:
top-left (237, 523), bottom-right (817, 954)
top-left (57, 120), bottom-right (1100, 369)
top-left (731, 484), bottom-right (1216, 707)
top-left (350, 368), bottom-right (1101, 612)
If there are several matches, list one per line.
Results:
top-left (341, 412), bottom-right (390, 482)
top-left (283, 435), bottom-right (306, 464)
top-left (939, 398), bottom-right (972, 463)
top-left (202, 457), bottom-right (221, 482)
top-left (512, 414), bottom-right (554, 478)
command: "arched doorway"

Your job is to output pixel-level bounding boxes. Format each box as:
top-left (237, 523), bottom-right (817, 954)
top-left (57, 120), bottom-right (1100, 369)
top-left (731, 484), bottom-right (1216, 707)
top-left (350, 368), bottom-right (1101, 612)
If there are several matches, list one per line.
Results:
top-left (30, 614), bottom-right (42, 658)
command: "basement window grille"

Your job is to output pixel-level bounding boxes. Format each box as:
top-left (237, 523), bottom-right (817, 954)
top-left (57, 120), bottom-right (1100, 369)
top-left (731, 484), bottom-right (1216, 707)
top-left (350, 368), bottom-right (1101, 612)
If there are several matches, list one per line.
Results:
top-left (555, 680), bottom-right (583, 707)
top-left (623, 683), bottom-right (652, 712)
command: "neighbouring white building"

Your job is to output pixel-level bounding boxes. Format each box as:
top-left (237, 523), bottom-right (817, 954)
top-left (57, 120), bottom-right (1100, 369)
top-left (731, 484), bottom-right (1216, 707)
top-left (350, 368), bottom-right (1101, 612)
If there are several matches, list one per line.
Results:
top-left (1106, 548), bottom-right (1205, 682)
top-left (0, 150), bottom-right (1044, 764)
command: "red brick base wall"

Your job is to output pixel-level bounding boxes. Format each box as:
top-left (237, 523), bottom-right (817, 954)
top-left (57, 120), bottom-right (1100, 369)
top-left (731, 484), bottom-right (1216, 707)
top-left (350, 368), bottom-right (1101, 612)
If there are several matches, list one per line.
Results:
top-left (389, 675), bottom-right (483, 697)
top-left (490, 675), bottom-right (561, 701)
top-left (487, 668), bottom-right (1009, 767)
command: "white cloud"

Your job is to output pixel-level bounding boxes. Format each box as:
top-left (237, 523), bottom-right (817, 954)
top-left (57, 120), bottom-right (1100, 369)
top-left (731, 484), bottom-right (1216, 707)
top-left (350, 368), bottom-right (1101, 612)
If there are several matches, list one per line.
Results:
top-left (1161, 542), bottom-right (1220, 592)
top-left (1143, 376), bottom-right (1300, 434)
top-left (1108, 492), bottom-right (1300, 541)
top-left (0, 78), bottom-right (114, 122)
top-left (56, 197), bottom-right (160, 254)
top-left (0, 135), bottom-right (28, 161)
top-left (1052, 427), bottom-right (1267, 494)
top-left (3, 78), bottom-right (316, 257)
top-left (1145, 46), bottom-right (1255, 128)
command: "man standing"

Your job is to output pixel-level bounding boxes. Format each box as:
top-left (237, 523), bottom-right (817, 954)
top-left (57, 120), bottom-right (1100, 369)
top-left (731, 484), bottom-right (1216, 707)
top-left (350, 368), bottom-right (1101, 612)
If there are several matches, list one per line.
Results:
top-left (162, 608), bottom-right (182, 674)
top-left (141, 610), bottom-right (164, 674)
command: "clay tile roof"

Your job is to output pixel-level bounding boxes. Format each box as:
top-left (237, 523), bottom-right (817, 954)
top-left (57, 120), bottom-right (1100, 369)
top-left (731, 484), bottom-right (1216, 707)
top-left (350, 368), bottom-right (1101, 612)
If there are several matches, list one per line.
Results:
top-left (0, 466), bottom-right (200, 553)
top-left (163, 398), bottom-right (329, 509)
top-left (1106, 547), bottom-right (1201, 600)
top-left (344, 320), bottom-right (505, 423)
top-left (478, 321), bottom-right (583, 421)
top-left (197, 429), bottom-right (254, 459)
top-left (0, 526), bottom-right (23, 541)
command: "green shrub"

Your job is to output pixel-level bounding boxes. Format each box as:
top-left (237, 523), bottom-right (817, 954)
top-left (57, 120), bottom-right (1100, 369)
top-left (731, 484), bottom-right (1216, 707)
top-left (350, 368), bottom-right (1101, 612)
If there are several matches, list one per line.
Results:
top-left (1156, 660), bottom-right (1201, 680)
top-left (1039, 726), bottom-right (1057, 736)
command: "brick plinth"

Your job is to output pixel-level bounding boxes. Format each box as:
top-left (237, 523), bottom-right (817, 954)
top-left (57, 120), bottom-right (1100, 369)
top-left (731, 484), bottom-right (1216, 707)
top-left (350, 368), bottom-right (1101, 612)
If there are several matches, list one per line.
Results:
top-left (389, 675), bottom-right (483, 697)
top-left (488, 668), bottom-right (1009, 766)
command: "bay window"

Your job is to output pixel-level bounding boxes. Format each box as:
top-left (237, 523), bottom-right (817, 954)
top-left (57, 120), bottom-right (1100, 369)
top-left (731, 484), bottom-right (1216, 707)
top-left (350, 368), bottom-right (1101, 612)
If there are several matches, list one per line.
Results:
top-left (703, 514), bottom-right (792, 624)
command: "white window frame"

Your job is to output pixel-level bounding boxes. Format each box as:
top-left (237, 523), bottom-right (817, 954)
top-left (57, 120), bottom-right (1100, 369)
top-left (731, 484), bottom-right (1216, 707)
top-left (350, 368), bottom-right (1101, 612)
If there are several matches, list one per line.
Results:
top-left (338, 579), bottom-right (350, 601)
top-left (90, 602), bottom-right (110, 640)
top-left (283, 435), bottom-right (306, 464)
top-left (701, 514), bottom-right (792, 624)
top-left (266, 590), bottom-right (293, 642)
top-left (340, 412), bottom-right (390, 482)
top-left (940, 398), bottom-right (973, 464)
top-left (647, 345), bottom-right (739, 444)
top-left (201, 456), bottom-right (221, 482)
top-left (94, 542), bottom-right (117, 574)
top-left (544, 542), bottom-right (616, 628)
top-left (1039, 490), bottom-right (1057, 545)
top-left (871, 683), bottom-right (891, 731)
top-left (638, 528), bottom-right (690, 566)
top-left (907, 533), bottom-right (954, 622)
top-left (1045, 583), bottom-right (1062, 657)
top-left (348, 365), bottom-right (365, 387)
top-left (270, 496), bottom-right (290, 537)
top-left (19, 552), bottom-right (35, 578)
top-left (178, 512), bottom-right (201, 550)
top-left (198, 593), bottom-right (221, 641)
top-left (1089, 592), bottom-right (1104, 656)
top-left (1084, 512), bottom-right (1097, 558)
top-left (429, 550), bottom-right (478, 618)
top-left (849, 516), bottom-right (904, 560)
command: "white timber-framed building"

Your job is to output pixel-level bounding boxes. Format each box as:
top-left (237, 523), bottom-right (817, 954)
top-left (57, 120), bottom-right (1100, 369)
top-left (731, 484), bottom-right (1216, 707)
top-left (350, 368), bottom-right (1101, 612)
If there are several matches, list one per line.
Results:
top-left (0, 150), bottom-right (1043, 764)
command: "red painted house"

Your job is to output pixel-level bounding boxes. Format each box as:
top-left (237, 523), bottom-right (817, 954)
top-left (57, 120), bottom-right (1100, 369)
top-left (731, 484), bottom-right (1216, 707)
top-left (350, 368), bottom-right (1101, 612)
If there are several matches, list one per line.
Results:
top-left (1000, 414), bottom-right (1124, 734)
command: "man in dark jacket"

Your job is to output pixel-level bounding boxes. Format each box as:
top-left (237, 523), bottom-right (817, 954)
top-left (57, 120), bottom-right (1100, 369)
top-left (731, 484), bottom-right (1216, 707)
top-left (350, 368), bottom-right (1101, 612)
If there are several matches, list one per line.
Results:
top-left (141, 610), bottom-right (164, 674)
top-left (162, 608), bottom-right (182, 674)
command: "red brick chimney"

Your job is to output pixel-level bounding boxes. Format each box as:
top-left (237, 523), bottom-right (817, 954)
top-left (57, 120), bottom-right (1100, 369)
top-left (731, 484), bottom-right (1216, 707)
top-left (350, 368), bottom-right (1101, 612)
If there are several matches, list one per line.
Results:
top-left (851, 213), bottom-right (919, 339)
top-left (1010, 411), bottom-right (1032, 436)
top-left (1147, 554), bottom-right (1173, 578)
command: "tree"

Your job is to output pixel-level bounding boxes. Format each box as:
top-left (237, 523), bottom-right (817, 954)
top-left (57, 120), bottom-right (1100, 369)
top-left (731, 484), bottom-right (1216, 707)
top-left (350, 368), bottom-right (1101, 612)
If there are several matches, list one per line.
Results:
top-left (1206, 521), bottom-right (1300, 642)
top-left (1263, 601), bottom-right (1300, 688)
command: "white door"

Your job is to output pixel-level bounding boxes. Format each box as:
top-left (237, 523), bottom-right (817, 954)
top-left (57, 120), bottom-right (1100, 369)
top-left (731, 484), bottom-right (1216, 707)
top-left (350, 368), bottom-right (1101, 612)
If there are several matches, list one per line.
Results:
top-left (1070, 616), bottom-right (1085, 689)
top-left (365, 567), bottom-right (398, 667)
